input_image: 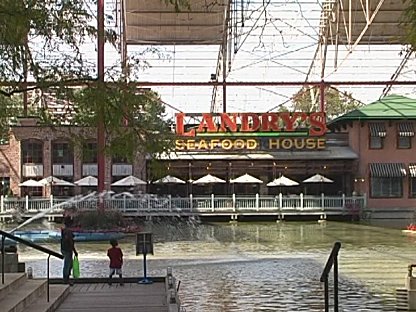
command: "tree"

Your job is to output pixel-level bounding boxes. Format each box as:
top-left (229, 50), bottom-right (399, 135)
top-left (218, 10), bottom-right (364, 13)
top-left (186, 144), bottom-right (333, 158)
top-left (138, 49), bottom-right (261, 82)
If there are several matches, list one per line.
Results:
top-left (403, 0), bottom-right (416, 49)
top-left (289, 86), bottom-right (363, 120)
top-left (0, 0), bottom-right (182, 161)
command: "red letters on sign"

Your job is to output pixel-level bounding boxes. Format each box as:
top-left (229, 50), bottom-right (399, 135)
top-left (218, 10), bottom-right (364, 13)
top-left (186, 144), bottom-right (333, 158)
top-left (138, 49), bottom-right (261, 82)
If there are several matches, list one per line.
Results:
top-left (175, 112), bottom-right (327, 137)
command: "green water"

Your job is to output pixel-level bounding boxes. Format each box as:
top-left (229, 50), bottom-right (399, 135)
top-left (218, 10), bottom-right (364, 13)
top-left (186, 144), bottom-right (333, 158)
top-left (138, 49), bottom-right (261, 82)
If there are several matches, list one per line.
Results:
top-left (3, 220), bottom-right (414, 311)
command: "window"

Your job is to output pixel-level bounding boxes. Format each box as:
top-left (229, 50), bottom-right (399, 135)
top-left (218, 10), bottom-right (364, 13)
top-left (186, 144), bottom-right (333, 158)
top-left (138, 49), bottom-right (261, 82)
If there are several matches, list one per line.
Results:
top-left (410, 178), bottom-right (416, 198)
top-left (52, 142), bottom-right (73, 163)
top-left (82, 142), bottom-right (97, 163)
top-left (398, 136), bottom-right (411, 149)
top-left (21, 140), bottom-right (43, 163)
top-left (0, 177), bottom-right (10, 196)
top-left (370, 177), bottom-right (403, 198)
top-left (368, 123), bottom-right (386, 149)
top-left (397, 123), bottom-right (414, 149)
top-left (112, 155), bottom-right (129, 163)
top-left (369, 136), bottom-right (383, 149)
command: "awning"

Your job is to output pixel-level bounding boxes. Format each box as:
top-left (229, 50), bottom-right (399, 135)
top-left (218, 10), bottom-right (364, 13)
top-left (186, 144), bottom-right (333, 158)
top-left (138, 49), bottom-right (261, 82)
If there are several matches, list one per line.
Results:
top-left (369, 123), bottom-right (386, 137)
top-left (369, 163), bottom-right (406, 178)
top-left (398, 122), bottom-right (415, 137)
top-left (409, 164), bottom-right (416, 178)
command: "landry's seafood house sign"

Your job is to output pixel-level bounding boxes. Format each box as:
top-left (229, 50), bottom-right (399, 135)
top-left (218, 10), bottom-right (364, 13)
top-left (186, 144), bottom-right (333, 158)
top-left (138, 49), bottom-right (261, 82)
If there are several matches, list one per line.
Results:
top-left (175, 112), bottom-right (327, 151)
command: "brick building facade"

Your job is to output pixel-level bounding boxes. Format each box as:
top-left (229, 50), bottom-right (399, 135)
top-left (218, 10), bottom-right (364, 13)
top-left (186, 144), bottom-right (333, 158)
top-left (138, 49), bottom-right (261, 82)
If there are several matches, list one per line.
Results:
top-left (0, 119), bottom-right (146, 197)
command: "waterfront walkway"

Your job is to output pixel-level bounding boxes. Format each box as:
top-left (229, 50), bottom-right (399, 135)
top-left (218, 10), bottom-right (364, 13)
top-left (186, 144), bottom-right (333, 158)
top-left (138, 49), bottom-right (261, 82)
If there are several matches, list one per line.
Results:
top-left (0, 274), bottom-right (180, 312)
top-left (56, 281), bottom-right (171, 312)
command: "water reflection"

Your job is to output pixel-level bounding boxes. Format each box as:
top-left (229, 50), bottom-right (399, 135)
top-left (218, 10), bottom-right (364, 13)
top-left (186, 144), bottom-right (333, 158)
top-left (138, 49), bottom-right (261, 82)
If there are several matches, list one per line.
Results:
top-left (6, 220), bottom-right (414, 311)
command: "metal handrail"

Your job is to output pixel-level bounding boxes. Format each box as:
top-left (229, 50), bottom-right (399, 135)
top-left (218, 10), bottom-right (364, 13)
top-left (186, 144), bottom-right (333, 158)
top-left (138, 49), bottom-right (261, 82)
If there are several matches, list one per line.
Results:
top-left (0, 229), bottom-right (63, 302)
top-left (320, 241), bottom-right (341, 312)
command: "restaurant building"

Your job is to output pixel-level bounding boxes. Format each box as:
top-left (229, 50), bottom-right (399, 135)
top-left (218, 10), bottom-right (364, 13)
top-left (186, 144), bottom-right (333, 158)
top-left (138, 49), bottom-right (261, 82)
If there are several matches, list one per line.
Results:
top-left (0, 94), bottom-right (415, 212)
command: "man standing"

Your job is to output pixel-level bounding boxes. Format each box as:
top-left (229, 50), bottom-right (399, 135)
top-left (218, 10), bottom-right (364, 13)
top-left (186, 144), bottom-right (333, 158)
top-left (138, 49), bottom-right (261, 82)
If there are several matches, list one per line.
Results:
top-left (61, 217), bottom-right (78, 284)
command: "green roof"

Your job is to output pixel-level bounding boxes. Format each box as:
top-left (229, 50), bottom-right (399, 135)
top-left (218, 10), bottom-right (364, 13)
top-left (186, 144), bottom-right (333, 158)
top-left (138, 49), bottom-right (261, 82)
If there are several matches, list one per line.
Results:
top-left (330, 95), bottom-right (416, 124)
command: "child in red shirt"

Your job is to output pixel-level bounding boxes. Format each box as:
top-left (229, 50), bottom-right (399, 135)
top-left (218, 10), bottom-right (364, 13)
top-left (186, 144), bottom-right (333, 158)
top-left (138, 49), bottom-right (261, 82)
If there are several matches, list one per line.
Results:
top-left (107, 239), bottom-right (123, 285)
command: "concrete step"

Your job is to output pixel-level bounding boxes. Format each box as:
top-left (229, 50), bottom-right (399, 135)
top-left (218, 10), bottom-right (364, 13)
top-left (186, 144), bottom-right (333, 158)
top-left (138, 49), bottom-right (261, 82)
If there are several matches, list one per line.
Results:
top-left (0, 273), bottom-right (27, 301)
top-left (1, 279), bottom-right (47, 312)
top-left (396, 288), bottom-right (408, 311)
top-left (21, 284), bottom-right (70, 312)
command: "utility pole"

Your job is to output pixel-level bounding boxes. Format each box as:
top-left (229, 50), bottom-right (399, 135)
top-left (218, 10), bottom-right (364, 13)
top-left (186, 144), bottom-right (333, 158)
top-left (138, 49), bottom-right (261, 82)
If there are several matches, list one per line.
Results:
top-left (97, 0), bottom-right (105, 195)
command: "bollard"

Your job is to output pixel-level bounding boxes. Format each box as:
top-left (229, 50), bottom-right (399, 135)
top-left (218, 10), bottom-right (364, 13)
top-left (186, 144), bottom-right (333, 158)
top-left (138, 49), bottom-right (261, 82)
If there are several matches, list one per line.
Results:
top-left (407, 264), bottom-right (416, 310)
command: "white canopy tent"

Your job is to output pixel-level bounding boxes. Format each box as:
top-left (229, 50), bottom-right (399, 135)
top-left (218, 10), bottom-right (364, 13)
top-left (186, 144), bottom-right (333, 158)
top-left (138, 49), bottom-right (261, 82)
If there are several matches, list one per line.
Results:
top-left (267, 175), bottom-right (299, 187)
top-left (230, 173), bottom-right (263, 184)
top-left (193, 174), bottom-right (226, 184)
top-left (303, 174), bottom-right (334, 183)
top-left (111, 175), bottom-right (146, 187)
top-left (19, 179), bottom-right (43, 187)
top-left (39, 176), bottom-right (74, 187)
top-left (154, 175), bottom-right (186, 184)
top-left (74, 176), bottom-right (98, 187)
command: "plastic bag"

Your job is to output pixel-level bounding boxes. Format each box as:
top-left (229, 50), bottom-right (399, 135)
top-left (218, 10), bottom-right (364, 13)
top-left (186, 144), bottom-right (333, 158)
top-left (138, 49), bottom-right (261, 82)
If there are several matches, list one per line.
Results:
top-left (72, 256), bottom-right (80, 279)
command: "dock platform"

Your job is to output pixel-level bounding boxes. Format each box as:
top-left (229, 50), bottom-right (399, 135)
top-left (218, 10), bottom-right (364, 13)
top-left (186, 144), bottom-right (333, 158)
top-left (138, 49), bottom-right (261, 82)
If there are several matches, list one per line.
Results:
top-left (50, 277), bottom-right (180, 312)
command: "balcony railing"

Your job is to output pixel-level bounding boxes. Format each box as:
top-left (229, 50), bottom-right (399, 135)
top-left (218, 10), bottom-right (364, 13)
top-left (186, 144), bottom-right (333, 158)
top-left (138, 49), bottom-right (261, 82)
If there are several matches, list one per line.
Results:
top-left (0, 194), bottom-right (365, 216)
top-left (22, 164), bottom-right (43, 177)
top-left (82, 164), bottom-right (97, 176)
top-left (52, 164), bottom-right (73, 176)
top-left (112, 164), bottom-right (133, 176)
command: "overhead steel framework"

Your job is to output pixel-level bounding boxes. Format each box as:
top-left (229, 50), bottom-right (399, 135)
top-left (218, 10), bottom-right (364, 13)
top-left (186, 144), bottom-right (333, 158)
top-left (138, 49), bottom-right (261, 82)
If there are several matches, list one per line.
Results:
top-left (118, 0), bottom-right (413, 114)
top-left (313, 0), bottom-right (411, 82)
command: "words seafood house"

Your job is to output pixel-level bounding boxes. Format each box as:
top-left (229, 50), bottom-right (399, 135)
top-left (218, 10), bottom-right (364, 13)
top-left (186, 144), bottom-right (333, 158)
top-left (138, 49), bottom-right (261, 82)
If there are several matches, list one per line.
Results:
top-left (175, 112), bottom-right (327, 151)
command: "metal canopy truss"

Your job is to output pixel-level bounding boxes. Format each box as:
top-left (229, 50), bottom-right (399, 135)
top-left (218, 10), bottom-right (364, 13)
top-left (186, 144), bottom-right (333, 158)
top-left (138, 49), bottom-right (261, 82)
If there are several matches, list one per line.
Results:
top-left (329, 0), bottom-right (408, 47)
top-left (113, 0), bottom-right (416, 115)
top-left (310, 0), bottom-right (411, 92)
top-left (124, 0), bottom-right (229, 45)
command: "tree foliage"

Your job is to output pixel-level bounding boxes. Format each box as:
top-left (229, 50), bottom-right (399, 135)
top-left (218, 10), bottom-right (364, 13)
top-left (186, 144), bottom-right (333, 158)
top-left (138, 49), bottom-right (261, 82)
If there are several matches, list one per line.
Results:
top-left (402, 0), bottom-right (416, 49)
top-left (288, 87), bottom-right (363, 120)
top-left (45, 83), bottom-right (175, 161)
top-left (0, 0), bottom-right (180, 159)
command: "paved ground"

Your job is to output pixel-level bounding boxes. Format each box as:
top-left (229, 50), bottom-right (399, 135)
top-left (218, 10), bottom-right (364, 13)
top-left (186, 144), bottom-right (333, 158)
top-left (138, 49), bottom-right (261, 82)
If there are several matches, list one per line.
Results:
top-left (55, 282), bottom-right (168, 312)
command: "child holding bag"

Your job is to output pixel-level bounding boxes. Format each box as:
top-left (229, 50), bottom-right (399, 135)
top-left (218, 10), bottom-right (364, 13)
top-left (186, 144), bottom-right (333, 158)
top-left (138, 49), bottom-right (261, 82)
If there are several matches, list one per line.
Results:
top-left (107, 239), bottom-right (123, 285)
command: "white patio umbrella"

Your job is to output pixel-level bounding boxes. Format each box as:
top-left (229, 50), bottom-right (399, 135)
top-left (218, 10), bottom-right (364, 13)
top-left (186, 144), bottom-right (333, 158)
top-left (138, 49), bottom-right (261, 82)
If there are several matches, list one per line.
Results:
top-left (267, 175), bottom-right (299, 187)
top-left (303, 173), bottom-right (333, 194)
top-left (111, 175), bottom-right (146, 186)
top-left (230, 173), bottom-right (263, 184)
top-left (154, 175), bottom-right (186, 184)
top-left (39, 176), bottom-right (74, 186)
top-left (19, 179), bottom-right (43, 187)
top-left (192, 174), bottom-right (226, 184)
top-left (303, 173), bottom-right (334, 183)
top-left (74, 176), bottom-right (98, 186)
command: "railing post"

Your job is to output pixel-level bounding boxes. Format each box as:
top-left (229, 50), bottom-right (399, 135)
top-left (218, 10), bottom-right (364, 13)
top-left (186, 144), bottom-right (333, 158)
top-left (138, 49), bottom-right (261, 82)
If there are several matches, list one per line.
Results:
top-left (50, 194), bottom-right (53, 210)
top-left (1, 235), bottom-right (4, 284)
top-left (324, 276), bottom-right (329, 312)
top-left (211, 194), bottom-right (214, 212)
top-left (279, 193), bottom-right (282, 210)
top-left (256, 193), bottom-right (259, 212)
top-left (25, 195), bottom-right (29, 212)
top-left (123, 195), bottom-right (126, 212)
top-left (342, 193), bottom-right (345, 211)
top-left (232, 193), bottom-right (236, 212)
top-left (0, 195), bottom-right (3, 213)
top-left (47, 255), bottom-right (51, 302)
top-left (334, 256), bottom-right (339, 312)
top-left (321, 193), bottom-right (325, 209)
top-left (189, 194), bottom-right (193, 212)
top-left (169, 195), bottom-right (172, 212)
top-left (363, 193), bottom-right (367, 209)
top-left (300, 193), bottom-right (304, 210)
